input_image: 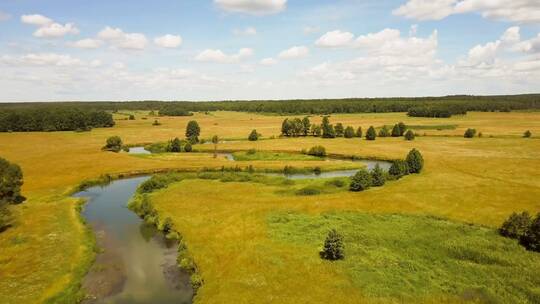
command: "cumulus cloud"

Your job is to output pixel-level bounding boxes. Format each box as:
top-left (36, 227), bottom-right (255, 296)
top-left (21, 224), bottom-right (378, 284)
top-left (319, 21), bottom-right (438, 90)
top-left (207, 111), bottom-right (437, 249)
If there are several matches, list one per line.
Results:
top-left (70, 38), bottom-right (103, 49)
top-left (154, 34), bottom-right (183, 48)
top-left (260, 57), bottom-right (278, 66)
top-left (233, 27), bottom-right (257, 36)
top-left (278, 46), bottom-right (309, 59)
top-left (214, 0), bottom-right (287, 15)
top-left (195, 48), bottom-right (254, 63)
top-left (97, 26), bottom-right (148, 50)
top-left (21, 14), bottom-right (79, 38)
top-left (0, 53), bottom-right (93, 67)
top-left (315, 30), bottom-right (354, 48)
top-left (393, 0), bottom-right (540, 23)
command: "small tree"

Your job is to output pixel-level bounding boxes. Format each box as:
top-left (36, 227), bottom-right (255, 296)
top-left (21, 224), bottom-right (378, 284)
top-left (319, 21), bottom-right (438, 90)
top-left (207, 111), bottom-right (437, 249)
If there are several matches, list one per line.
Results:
top-left (129, 114), bottom-right (135, 120)
top-left (406, 148), bottom-right (424, 174)
top-left (355, 127), bottom-right (363, 138)
top-left (322, 117), bottom-right (336, 138)
top-left (170, 138), bottom-right (182, 153)
top-left (365, 126), bottom-right (377, 141)
top-left (391, 124), bottom-right (401, 137)
top-left (389, 160), bottom-right (409, 178)
top-left (320, 229), bottom-right (344, 260)
top-left (397, 122), bottom-right (407, 136)
top-left (404, 130), bottom-right (415, 141)
top-left (371, 164), bottom-right (386, 186)
top-left (499, 211), bottom-right (532, 239)
top-left (311, 125), bottom-right (322, 137)
top-left (524, 130), bottom-right (532, 138)
top-left (281, 119), bottom-right (292, 136)
top-left (335, 123), bottom-right (345, 137)
top-left (248, 129), bottom-right (260, 141)
top-left (186, 120), bottom-right (201, 143)
top-left (302, 117), bottom-right (311, 136)
top-left (344, 126), bottom-right (355, 138)
top-left (307, 146), bottom-right (326, 157)
top-left (378, 126), bottom-right (390, 137)
top-left (349, 169), bottom-right (372, 192)
top-left (464, 128), bottom-right (476, 138)
top-left (212, 135), bottom-right (219, 158)
top-left (184, 142), bottom-right (193, 152)
top-left (520, 213), bottom-right (540, 252)
top-left (103, 136), bottom-right (123, 152)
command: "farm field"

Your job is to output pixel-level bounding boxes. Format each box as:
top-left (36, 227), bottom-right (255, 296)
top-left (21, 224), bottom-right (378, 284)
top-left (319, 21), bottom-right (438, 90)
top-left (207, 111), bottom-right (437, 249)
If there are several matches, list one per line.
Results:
top-left (0, 111), bottom-right (540, 303)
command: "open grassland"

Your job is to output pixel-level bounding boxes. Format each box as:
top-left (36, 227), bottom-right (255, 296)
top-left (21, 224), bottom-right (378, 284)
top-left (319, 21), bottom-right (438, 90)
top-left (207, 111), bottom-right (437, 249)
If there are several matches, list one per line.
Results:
top-left (0, 111), bottom-right (539, 303)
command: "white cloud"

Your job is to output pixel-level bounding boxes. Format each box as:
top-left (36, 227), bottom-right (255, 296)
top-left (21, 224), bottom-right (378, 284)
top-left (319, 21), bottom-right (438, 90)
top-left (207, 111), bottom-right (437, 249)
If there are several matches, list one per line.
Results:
top-left (260, 57), bottom-right (278, 66)
top-left (97, 26), bottom-right (148, 50)
top-left (70, 38), bottom-right (103, 49)
top-left (195, 48), bottom-right (254, 63)
top-left (393, 0), bottom-right (540, 23)
top-left (154, 34), bottom-right (183, 48)
top-left (214, 0), bottom-right (287, 15)
top-left (21, 14), bottom-right (79, 38)
top-left (233, 26), bottom-right (257, 36)
top-left (315, 30), bottom-right (354, 48)
top-left (278, 46), bottom-right (309, 59)
top-left (0, 53), bottom-right (90, 67)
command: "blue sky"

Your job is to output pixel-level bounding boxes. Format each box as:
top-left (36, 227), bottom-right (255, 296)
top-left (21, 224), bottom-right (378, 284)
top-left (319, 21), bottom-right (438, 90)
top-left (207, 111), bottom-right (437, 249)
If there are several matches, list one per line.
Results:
top-left (0, 0), bottom-right (539, 101)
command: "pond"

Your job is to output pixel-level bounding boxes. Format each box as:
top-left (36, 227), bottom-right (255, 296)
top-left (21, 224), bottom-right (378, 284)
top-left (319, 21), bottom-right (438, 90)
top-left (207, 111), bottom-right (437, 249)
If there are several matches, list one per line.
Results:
top-left (74, 177), bottom-right (193, 303)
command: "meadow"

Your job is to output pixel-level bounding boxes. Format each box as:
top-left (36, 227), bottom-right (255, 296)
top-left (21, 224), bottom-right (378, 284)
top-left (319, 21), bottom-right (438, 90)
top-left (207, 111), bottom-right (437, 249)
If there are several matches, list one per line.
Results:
top-left (0, 110), bottom-right (539, 303)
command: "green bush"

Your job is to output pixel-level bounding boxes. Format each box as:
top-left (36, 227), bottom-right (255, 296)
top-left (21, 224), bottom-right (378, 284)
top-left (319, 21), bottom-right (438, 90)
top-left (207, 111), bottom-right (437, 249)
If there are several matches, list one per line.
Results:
top-left (404, 130), bottom-right (415, 141)
top-left (248, 129), bottom-right (260, 141)
top-left (344, 126), bottom-right (355, 138)
top-left (355, 127), bottom-right (362, 138)
top-left (184, 142), bottom-right (193, 152)
top-left (520, 213), bottom-right (540, 252)
top-left (406, 148), bottom-right (424, 174)
top-left (129, 114), bottom-right (135, 120)
top-left (378, 126), bottom-right (390, 137)
top-left (464, 128), bottom-right (477, 138)
top-left (103, 136), bottom-right (123, 152)
top-left (320, 229), bottom-right (344, 260)
top-left (523, 130), bottom-right (532, 138)
top-left (391, 124), bottom-right (401, 137)
top-left (366, 126), bottom-right (377, 141)
top-left (389, 160), bottom-right (409, 178)
top-left (335, 123), bottom-right (344, 137)
top-left (170, 137), bottom-right (182, 152)
top-left (296, 186), bottom-right (321, 196)
top-left (326, 178), bottom-right (346, 188)
top-left (307, 145), bottom-right (326, 157)
top-left (161, 217), bottom-right (173, 233)
top-left (349, 169), bottom-right (372, 192)
top-left (397, 122), bottom-right (407, 136)
top-left (499, 211), bottom-right (532, 239)
top-left (152, 119), bottom-right (161, 126)
top-left (371, 164), bottom-right (386, 187)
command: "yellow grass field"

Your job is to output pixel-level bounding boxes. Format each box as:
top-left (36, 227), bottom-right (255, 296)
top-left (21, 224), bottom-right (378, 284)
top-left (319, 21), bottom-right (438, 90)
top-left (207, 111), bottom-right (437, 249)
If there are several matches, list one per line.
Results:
top-left (1, 111), bottom-right (540, 303)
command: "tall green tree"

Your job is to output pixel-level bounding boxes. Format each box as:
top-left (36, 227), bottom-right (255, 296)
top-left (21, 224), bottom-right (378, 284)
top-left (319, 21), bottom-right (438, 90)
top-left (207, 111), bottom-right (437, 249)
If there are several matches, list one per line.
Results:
top-left (281, 118), bottom-right (292, 136)
top-left (349, 169), bottom-right (372, 191)
top-left (365, 126), bottom-right (377, 141)
top-left (406, 148), bottom-right (424, 173)
top-left (322, 116), bottom-right (336, 138)
top-left (335, 123), bottom-right (345, 137)
top-left (185, 120), bottom-right (201, 143)
top-left (371, 164), bottom-right (386, 186)
top-left (344, 126), bottom-right (355, 138)
top-left (320, 229), bottom-right (345, 260)
top-left (302, 117), bottom-right (311, 136)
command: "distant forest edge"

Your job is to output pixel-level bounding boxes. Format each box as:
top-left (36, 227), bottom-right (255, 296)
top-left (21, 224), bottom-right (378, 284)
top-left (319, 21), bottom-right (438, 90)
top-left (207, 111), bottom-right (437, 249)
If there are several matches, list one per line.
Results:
top-left (0, 94), bottom-right (539, 132)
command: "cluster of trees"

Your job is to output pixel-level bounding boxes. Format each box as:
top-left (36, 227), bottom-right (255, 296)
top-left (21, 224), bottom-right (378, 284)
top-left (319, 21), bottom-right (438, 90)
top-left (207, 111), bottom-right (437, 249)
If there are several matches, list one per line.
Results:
top-left (103, 136), bottom-right (123, 152)
top-left (320, 229), bottom-right (345, 260)
top-left (0, 108), bottom-right (114, 132)
top-left (407, 105), bottom-right (466, 118)
top-left (0, 157), bottom-right (25, 232)
top-left (165, 138), bottom-right (193, 153)
top-left (307, 145), bottom-right (326, 157)
top-left (499, 211), bottom-right (540, 252)
top-left (158, 106), bottom-right (193, 117)
top-left (281, 116), bottom-right (362, 139)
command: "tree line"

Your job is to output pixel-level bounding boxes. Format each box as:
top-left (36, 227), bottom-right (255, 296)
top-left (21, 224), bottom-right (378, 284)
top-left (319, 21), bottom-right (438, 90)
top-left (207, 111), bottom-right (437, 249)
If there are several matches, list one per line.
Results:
top-left (0, 108), bottom-right (114, 132)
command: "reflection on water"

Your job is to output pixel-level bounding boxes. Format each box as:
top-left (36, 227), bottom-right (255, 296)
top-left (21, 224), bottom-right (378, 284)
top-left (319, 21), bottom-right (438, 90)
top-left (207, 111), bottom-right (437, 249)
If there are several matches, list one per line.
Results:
top-left (74, 177), bottom-right (192, 304)
top-left (280, 160), bottom-right (393, 180)
top-left (128, 147), bottom-right (151, 154)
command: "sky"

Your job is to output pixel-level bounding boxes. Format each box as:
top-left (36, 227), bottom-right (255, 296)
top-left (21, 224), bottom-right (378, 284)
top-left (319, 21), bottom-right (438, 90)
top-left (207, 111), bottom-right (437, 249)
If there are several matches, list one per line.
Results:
top-left (0, 0), bottom-right (539, 101)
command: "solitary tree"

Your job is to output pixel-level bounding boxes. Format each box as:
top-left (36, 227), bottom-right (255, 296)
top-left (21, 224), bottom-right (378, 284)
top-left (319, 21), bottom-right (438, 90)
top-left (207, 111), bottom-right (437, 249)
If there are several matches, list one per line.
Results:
top-left (349, 169), bottom-right (372, 192)
top-left (186, 120), bottom-right (201, 143)
top-left (103, 136), bottom-right (123, 152)
top-left (170, 137), bottom-right (182, 152)
top-left (378, 126), bottom-right (390, 137)
top-left (464, 128), bottom-right (476, 138)
top-left (524, 130), bottom-right (532, 138)
top-left (366, 126), bottom-right (377, 141)
top-left (520, 213), bottom-right (540, 252)
top-left (302, 117), bottom-right (311, 136)
top-left (389, 160), bottom-right (409, 178)
top-left (344, 126), bottom-right (355, 138)
top-left (355, 127), bottom-right (363, 138)
top-left (371, 164), bottom-right (386, 186)
top-left (335, 123), bottom-right (345, 137)
top-left (320, 229), bottom-right (345, 260)
top-left (404, 130), bottom-right (415, 141)
top-left (406, 148), bottom-right (424, 174)
top-left (212, 135), bottom-right (219, 158)
top-left (248, 129), bottom-right (260, 141)
top-left (499, 211), bottom-right (532, 239)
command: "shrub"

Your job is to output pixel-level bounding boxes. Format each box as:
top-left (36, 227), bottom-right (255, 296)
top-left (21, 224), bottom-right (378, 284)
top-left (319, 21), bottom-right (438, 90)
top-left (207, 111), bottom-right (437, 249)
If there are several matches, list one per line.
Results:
top-left (320, 229), bottom-right (344, 260)
top-left (313, 166), bottom-right (322, 175)
top-left (371, 164), bottom-right (386, 187)
top-left (391, 124), bottom-right (401, 137)
top-left (335, 123), bottom-right (344, 137)
top-left (322, 117), bottom-right (336, 138)
top-left (404, 130), bottom-right (415, 141)
top-left (389, 160), bottom-right (409, 178)
top-left (302, 117), bottom-right (311, 136)
top-left (161, 217), bottom-right (174, 233)
top-left (152, 119), bottom-right (161, 126)
top-left (520, 213), bottom-right (540, 252)
top-left (365, 126), bottom-right (377, 140)
top-left (170, 137), bottom-right (182, 152)
top-left (523, 130), bottom-right (532, 138)
top-left (406, 149), bottom-right (424, 174)
top-left (129, 114), bottom-right (135, 120)
top-left (344, 126), bottom-right (355, 138)
top-left (103, 136), bottom-right (123, 152)
top-left (296, 186), bottom-right (321, 196)
top-left (499, 212), bottom-right (532, 239)
top-left (0, 157), bottom-right (25, 231)
top-left (355, 127), bottom-right (362, 138)
top-left (378, 126), bottom-right (390, 137)
top-left (349, 169), bottom-right (372, 192)
top-left (248, 129), bottom-right (260, 141)
top-left (464, 128), bottom-right (477, 138)
top-left (311, 124), bottom-right (322, 137)
top-left (326, 179), bottom-right (346, 188)
top-left (307, 145), bottom-right (327, 157)
top-left (397, 122), bottom-right (407, 136)
top-left (184, 142), bottom-right (193, 152)
top-left (186, 120), bottom-right (200, 143)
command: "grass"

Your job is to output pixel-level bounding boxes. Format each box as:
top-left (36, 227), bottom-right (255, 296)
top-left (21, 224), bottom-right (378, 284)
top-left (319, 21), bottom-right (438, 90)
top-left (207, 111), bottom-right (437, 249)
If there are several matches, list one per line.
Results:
top-left (232, 150), bottom-right (320, 161)
top-left (0, 110), bottom-right (539, 303)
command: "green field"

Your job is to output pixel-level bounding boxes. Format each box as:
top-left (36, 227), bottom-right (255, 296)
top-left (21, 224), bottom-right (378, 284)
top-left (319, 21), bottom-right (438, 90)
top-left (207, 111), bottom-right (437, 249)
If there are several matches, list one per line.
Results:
top-left (0, 111), bottom-right (539, 303)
